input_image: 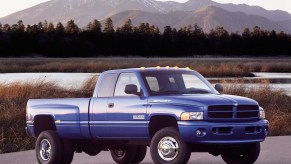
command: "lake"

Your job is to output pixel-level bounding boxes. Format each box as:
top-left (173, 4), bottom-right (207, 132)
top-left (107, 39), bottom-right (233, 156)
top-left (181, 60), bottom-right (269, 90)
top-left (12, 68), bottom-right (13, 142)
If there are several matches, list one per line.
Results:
top-left (0, 72), bottom-right (290, 96)
top-left (0, 73), bottom-right (99, 89)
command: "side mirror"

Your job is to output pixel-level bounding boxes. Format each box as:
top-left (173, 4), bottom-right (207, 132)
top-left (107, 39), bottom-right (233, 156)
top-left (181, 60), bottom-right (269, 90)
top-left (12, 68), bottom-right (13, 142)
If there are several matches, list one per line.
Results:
top-left (215, 84), bottom-right (224, 93)
top-left (125, 84), bottom-right (139, 96)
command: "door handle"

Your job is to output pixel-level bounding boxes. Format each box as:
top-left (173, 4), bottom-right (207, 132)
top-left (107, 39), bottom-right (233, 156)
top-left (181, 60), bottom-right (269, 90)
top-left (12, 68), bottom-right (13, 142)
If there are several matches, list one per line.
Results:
top-left (108, 103), bottom-right (114, 108)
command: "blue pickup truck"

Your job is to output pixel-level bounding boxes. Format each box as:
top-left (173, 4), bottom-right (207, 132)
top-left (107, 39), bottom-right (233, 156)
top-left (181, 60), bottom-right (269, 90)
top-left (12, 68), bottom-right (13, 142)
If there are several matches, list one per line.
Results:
top-left (26, 67), bottom-right (269, 164)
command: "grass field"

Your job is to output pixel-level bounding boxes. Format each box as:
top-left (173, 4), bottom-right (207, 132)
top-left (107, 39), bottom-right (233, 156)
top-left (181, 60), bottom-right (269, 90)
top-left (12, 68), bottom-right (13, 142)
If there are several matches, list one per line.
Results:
top-left (0, 57), bottom-right (291, 77)
top-left (0, 77), bottom-right (290, 153)
top-left (0, 78), bottom-right (96, 154)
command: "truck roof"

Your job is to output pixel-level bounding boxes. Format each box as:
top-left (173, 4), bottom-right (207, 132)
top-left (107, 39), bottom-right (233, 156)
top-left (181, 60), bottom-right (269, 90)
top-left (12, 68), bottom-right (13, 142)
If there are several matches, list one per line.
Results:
top-left (102, 67), bottom-right (195, 74)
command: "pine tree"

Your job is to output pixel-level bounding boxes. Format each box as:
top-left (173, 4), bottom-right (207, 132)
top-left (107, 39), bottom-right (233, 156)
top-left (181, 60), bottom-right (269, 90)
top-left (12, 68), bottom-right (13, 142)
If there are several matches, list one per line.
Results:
top-left (163, 26), bottom-right (173, 36)
top-left (86, 22), bottom-right (93, 31)
top-left (17, 20), bottom-right (25, 32)
top-left (103, 18), bottom-right (114, 33)
top-left (38, 22), bottom-right (44, 32)
top-left (65, 20), bottom-right (80, 34)
top-left (116, 27), bottom-right (122, 33)
top-left (252, 26), bottom-right (262, 37)
top-left (150, 25), bottom-right (160, 35)
top-left (242, 27), bottom-right (251, 38)
top-left (56, 22), bottom-right (65, 33)
top-left (11, 24), bottom-right (19, 32)
top-left (91, 19), bottom-right (102, 33)
top-left (120, 19), bottom-right (133, 33)
top-left (138, 23), bottom-right (151, 34)
top-left (3, 24), bottom-right (11, 32)
top-left (214, 26), bottom-right (229, 38)
top-left (26, 25), bottom-right (32, 33)
top-left (193, 24), bottom-right (204, 36)
top-left (26, 24), bottom-right (39, 33)
top-left (43, 20), bottom-right (48, 32)
top-left (47, 22), bottom-right (55, 32)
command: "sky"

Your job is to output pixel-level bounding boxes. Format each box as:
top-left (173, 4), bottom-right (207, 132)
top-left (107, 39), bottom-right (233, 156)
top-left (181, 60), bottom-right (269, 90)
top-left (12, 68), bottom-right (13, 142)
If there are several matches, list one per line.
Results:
top-left (0, 0), bottom-right (291, 18)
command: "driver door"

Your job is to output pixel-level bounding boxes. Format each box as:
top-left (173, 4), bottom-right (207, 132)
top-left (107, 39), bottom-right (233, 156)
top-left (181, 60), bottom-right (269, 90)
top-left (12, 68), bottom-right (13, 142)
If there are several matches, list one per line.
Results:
top-left (105, 72), bottom-right (148, 139)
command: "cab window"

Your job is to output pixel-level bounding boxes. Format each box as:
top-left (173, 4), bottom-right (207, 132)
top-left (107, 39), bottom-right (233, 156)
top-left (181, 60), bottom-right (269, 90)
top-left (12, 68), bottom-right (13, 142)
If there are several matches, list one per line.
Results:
top-left (114, 73), bottom-right (141, 96)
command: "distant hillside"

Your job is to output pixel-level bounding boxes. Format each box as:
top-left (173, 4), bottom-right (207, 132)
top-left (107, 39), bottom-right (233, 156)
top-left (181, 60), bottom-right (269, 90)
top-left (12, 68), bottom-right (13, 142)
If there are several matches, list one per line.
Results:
top-left (1, 0), bottom-right (291, 33)
top-left (108, 6), bottom-right (289, 33)
top-left (177, 6), bottom-right (289, 33)
top-left (106, 10), bottom-right (188, 31)
top-left (278, 19), bottom-right (291, 32)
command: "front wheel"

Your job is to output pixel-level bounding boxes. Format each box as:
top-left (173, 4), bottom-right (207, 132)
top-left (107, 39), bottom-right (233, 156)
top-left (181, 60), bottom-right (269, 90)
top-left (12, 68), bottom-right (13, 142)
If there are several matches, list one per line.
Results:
top-left (221, 143), bottom-right (260, 164)
top-left (150, 127), bottom-right (191, 164)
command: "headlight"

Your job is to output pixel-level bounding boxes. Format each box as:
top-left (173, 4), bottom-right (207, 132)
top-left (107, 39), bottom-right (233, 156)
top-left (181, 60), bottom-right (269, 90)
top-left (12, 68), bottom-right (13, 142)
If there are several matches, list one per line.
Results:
top-left (259, 107), bottom-right (265, 119)
top-left (181, 112), bottom-right (204, 120)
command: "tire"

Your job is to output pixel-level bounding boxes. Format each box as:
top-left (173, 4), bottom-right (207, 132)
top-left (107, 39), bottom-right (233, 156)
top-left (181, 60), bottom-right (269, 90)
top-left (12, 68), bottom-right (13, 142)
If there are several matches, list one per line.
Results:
top-left (62, 140), bottom-right (75, 164)
top-left (150, 127), bottom-right (191, 164)
top-left (110, 146), bottom-right (137, 164)
top-left (83, 145), bottom-right (101, 156)
top-left (132, 146), bottom-right (147, 163)
top-left (221, 143), bottom-right (260, 164)
top-left (36, 130), bottom-right (63, 164)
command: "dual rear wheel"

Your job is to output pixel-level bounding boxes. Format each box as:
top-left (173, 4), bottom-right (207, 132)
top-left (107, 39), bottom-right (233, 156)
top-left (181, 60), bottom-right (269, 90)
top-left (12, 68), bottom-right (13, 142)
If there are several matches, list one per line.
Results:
top-left (110, 145), bottom-right (147, 164)
top-left (36, 130), bottom-right (74, 164)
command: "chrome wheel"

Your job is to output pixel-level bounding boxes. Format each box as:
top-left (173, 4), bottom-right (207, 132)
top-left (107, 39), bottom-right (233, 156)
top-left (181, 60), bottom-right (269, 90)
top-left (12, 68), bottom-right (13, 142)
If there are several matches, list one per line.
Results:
top-left (157, 136), bottom-right (179, 161)
top-left (40, 139), bottom-right (52, 161)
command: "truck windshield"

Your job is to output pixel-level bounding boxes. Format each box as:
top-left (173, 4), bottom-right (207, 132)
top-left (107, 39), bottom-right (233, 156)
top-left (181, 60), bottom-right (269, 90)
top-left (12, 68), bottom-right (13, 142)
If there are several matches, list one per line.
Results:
top-left (141, 70), bottom-right (217, 96)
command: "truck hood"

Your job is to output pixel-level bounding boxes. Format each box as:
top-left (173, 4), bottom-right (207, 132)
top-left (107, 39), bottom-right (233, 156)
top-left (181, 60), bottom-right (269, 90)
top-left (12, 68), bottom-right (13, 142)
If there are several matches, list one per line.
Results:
top-left (148, 94), bottom-right (258, 107)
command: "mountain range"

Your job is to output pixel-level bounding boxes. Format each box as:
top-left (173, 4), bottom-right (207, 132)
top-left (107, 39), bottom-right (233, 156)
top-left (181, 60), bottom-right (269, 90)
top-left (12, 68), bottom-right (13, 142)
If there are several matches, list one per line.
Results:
top-left (1, 0), bottom-right (291, 33)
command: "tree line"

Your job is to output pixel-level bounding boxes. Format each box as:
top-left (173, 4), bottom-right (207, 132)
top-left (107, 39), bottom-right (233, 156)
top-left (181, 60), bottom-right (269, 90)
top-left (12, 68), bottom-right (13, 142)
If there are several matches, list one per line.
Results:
top-left (0, 18), bottom-right (291, 57)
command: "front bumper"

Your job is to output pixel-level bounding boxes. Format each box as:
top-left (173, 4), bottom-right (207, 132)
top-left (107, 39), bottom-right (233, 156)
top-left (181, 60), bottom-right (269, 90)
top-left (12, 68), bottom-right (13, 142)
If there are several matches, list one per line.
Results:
top-left (178, 120), bottom-right (269, 144)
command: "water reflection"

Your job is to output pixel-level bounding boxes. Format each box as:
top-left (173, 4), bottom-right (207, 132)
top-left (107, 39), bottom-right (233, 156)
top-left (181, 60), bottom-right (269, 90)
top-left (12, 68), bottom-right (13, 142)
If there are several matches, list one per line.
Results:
top-left (208, 72), bottom-right (291, 96)
top-left (0, 72), bottom-right (290, 96)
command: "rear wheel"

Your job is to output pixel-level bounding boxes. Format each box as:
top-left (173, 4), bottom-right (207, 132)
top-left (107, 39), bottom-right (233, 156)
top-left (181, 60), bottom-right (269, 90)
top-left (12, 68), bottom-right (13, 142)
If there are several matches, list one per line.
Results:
top-left (150, 127), bottom-right (191, 164)
top-left (132, 146), bottom-right (147, 163)
top-left (221, 143), bottom-right (260, 164)
top-left (110, 146), bottom-right (137, 164)
top-left (83, 144), bottom-right (101, 156)
top-left (62, 140), bottom-right (75, 164)
top-left (36, 130), bottom-right (63, 164)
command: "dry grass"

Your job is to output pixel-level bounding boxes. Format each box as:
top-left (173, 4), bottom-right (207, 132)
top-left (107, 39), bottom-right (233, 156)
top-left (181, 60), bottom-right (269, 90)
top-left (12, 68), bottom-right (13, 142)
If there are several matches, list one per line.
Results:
top-left (0, 57), bottom-right (291, 77)
top-left (222, 79), bottom-right (291, 136)
top-left (0, 77), bottom-right (290, 153)
top-left (0, 80), bottom-right (94, 154)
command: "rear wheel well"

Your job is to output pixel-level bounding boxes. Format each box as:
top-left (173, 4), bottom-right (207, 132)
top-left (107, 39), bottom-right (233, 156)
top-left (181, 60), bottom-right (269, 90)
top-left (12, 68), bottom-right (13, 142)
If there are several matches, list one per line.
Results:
top-left (34, 115), bottom-right (56, 137)
top-left (149, 115), bottom-right (178, 138)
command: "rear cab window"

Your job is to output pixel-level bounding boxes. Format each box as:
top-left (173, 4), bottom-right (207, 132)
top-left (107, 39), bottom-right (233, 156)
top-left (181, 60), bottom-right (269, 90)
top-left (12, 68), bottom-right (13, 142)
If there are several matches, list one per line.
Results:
top-left (97, 73), bottom-right (118, 97)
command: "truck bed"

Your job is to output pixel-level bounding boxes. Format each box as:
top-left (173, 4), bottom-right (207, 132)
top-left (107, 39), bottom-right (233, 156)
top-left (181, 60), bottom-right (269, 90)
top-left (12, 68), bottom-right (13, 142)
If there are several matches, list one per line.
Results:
top-left (26, 98), bottom-right (92, 139)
